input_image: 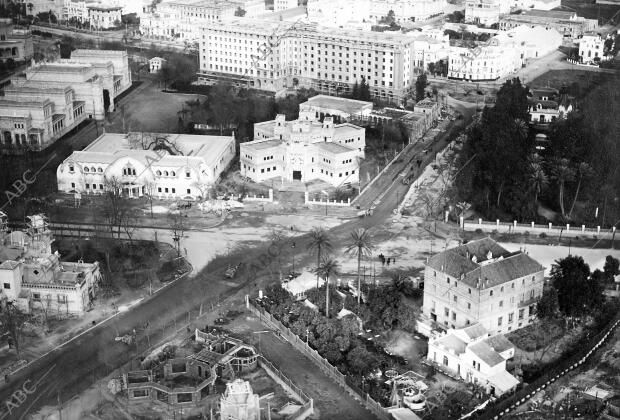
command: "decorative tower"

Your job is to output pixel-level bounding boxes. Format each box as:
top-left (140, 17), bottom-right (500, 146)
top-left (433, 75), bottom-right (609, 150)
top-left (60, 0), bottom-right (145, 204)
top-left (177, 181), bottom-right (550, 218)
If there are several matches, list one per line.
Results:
top-left (26, 214), bottom-right (53, 256)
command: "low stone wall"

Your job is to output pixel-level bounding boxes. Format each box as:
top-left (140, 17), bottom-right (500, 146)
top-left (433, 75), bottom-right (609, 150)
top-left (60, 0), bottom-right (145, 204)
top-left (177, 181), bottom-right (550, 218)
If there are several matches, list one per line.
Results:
top-left (304, 192), bottom-right (351, 207)
top-left (461, 217), bottom-right (617, 239)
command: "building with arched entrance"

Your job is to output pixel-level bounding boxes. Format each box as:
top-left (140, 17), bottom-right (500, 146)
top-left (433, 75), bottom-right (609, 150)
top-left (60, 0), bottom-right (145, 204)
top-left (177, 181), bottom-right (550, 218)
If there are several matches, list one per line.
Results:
top-left (241, 106), bottom-right (365, 187)
top-left (0, 18), bottom-right (33, 63)
top-left (56, 132), bottom-right (235, 200)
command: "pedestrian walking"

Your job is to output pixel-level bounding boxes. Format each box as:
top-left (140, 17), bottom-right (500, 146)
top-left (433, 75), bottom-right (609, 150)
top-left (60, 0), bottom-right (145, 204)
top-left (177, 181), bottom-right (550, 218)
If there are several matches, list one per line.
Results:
top-left (386, 258), bottom-right (390, 267)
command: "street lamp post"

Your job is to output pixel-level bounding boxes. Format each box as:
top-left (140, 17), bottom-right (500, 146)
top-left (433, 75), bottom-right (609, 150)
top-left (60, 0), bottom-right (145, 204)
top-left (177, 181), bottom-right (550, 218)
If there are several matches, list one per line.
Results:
top-left (291, 242), bottom-right (296, 275)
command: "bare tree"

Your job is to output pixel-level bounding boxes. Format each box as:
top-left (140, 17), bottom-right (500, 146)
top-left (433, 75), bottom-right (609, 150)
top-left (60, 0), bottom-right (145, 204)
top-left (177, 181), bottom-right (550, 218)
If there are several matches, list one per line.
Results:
top-left (143, 180), bottom-right (157, 219)
top-left (102, 176), bottom-right (134, 239)
top-left (0, 302), bottom-right (29, 356)
top-left (168, 212), bottom-right (186, 257)
top-left (191, 181), bottom-right (211, 201)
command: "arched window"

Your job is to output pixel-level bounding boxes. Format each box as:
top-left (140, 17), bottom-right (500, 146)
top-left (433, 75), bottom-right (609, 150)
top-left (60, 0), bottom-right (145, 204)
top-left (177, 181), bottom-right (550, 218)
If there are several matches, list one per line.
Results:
top-left (84, 167), bottom-right (90, 173)
top-left (171, 171), bottom-right (176, 176)
top-left (20, 134), bottom-right (25, 143)
top-left (156, 170), bottom-right (162, 176)
top-left (91, 167), bottom-right (96, 173)
top-left (164, 171), bottom-right (169, 176)
top-left (98, 167), bottom-right (103, 172)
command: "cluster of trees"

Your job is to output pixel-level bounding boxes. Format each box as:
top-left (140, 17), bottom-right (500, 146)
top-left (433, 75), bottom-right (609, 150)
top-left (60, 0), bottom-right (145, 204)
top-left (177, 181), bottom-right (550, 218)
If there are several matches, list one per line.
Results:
top-left (159, 53), bottom-right (199, 90)
top-left (538, 254), bottom-right (618, 320)
top-left (350, 76), bottom-right (372, 102)
top-left (201, 84), bottom-right (319, 140)
top-left (443, 29), bottom-right (491, 42)
top-left (427, 60), bottom-right (449, 77)
top-left (376, 10), bottom-right (401, 31)
top-left (445, 11), bottom-right (465, 23)
top-left (454, 75), bottom-right (620, 224)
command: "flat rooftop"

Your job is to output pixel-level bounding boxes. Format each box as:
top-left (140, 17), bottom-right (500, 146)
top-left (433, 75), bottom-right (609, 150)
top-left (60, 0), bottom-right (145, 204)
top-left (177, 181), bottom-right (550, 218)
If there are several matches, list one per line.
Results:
top-left (313, 142), bottom-right (353, 154)
top-left (302, 94), bottom-right (373, 115)
top-left (243, 139), bottom-right (283, 151)
top-left (519, 9), bottom-right (577, 19)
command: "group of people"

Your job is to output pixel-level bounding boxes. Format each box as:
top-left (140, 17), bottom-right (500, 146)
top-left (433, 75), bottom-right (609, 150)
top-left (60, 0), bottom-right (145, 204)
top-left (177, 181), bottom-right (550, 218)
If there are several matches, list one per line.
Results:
top-left (378, 253), bottom-right (396, 266)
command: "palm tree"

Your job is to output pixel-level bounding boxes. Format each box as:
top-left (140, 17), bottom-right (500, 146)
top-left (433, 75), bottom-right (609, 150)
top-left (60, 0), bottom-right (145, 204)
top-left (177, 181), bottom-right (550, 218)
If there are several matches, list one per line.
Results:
top-left (308, 227), bottom-right (333, 289)
top-left (528, 154), bottom-right (548, 210)
top-left (345, 228), bottom-right (374, 305)
top-left (550, 157), bottom-right (575, 219)
top-left (314, 258), bottom-right (340, 318)
top-left (568, 162), bottom-right (593, 219)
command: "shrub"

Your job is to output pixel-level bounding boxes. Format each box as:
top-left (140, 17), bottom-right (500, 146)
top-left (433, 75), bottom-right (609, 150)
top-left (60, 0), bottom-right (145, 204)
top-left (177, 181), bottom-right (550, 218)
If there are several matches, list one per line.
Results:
top-left (540, 232), bottom-right (547, 238)
top-left (475, 228), bottom-right (483, 234)
top-left (524, 231), bottom-right (530, 236)
top-left (491, 229), bottom-right (498, 235)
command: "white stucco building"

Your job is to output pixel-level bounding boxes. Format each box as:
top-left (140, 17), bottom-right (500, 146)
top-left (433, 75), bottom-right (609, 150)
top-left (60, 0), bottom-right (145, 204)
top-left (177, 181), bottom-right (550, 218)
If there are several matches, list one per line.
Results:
top-left (427, 324), bottom-right (519, 396)
top-left (139, 0), bottom-right (237, 42)
top-left (448, 25), bottom-right (562, 81)
top-left (420, 238), bottom-right (545, 336)
top-left (370, 0), bottom-right (447, 23)
top-left (465, 0), bottom-right (511, 25)
top-left (149, 56), bottom-right (166, 73)
top-left (579, 33), bottom-right (609, 64)
top-left (57, 132), bottom-right (235, 199)
top-left (63, 0), bottom-right (123, 28)
top-left (240, 101), bottom-right (365, 187)
top-left (0, 18), bottom-right (34, 63)
top-left (528, 87), bottom-right (574, 124)
top-left (0, 213), bottom-right (101, 315)
top-left (1, 50), bottom-right (130, 154)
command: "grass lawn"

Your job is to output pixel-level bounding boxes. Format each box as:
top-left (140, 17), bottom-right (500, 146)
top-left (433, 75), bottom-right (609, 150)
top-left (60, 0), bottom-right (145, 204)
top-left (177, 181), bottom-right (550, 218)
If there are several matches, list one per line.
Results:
top-left (560, 0), bottom-right (620, 22)
top-left (528, 69), bottom-right (614, 97)
top-left (104, 80), bottom-right (207, 133)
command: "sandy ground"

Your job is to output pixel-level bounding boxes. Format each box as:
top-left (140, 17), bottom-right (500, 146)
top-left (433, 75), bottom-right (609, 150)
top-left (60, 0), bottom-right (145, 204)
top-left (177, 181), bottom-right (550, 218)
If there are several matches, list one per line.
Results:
top-left (501, 243), bottom-right (620, 276)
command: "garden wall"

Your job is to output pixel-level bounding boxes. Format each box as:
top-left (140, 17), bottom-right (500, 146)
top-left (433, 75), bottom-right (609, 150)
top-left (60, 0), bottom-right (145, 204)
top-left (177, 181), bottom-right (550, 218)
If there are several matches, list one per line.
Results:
top-left (247, 301), bottom-right (391, 420)
top-left (461, 218), bottom-right (617, 239)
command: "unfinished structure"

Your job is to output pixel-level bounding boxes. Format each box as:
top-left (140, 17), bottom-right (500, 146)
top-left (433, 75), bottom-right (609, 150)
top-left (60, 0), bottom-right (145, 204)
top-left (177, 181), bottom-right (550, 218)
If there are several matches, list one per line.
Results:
top-left (125, 330), bottom-right (259, 408)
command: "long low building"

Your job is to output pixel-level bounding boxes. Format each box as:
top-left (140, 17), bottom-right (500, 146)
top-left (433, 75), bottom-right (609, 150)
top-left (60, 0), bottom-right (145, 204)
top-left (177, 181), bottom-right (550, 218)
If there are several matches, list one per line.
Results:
top-left (57, 132), bottom-right (235, 200)
top-left (499, 9), bottom-right (597, 44)
top-left (427, 324), bottom-right (519, 396)
top-left (198, 18), bottom-right (416, 105)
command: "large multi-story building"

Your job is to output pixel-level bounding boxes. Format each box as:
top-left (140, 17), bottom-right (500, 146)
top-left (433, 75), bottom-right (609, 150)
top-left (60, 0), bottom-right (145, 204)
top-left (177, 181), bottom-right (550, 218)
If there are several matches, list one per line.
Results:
top-left (421, 238), bottom-right (545, 336)
top-left (0, 213), bottom-right (101, 315)
top-left (63, 0), bottom-right (123, 29)
top-left (448, 25), bottom-right (561, 81)
top-left (498, 9), bottom-right (597, 44)
top-left (199, 18), bottom-right (415, 104)
top-left (0, 18), bottom-right (33, 63)
top-left (240, 102), bottom-right (365, 186)
top-left (465, 0), bottom-right (511, 25)
top-left (57, 132), bottom-right (236, 199)
top-left (139, 0), bottom-right (238, 42)
top-left (370, 0), bottom-right (447, 23)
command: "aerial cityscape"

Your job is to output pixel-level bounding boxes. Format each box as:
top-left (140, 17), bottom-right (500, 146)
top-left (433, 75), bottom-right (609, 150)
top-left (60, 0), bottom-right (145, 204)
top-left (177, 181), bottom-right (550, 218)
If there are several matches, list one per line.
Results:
top-left (0, 0), bottom-right (619, 419)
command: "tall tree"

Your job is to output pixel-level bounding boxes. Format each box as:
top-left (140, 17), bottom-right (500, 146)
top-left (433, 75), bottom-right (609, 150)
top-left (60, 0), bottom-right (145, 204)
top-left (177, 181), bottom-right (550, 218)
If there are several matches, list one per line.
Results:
top-left (314, 258), bottom-right (340, 318)
top-left (550, 157), bottom-right (575, 219)
top-left (528, 154), bottom-right (548, 210)
top-left (536, 287), bottom-right (559, 320)
top-left (568, 162), bottom-right (593, 219)
top-left (344, 228), bottom-right (374, 305)
top-left (351, 80), bottom-right (360, 100)
top-left (550, 255), bottom-right (603, 317)
top-left (415, 73), bottom-right (427, 102)
top-left (359, 76), bottom-right (371, 101)
top-left (308, 227), bottom-right (333, 289)
top-left (603, 255), bottom-right (620, 282)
